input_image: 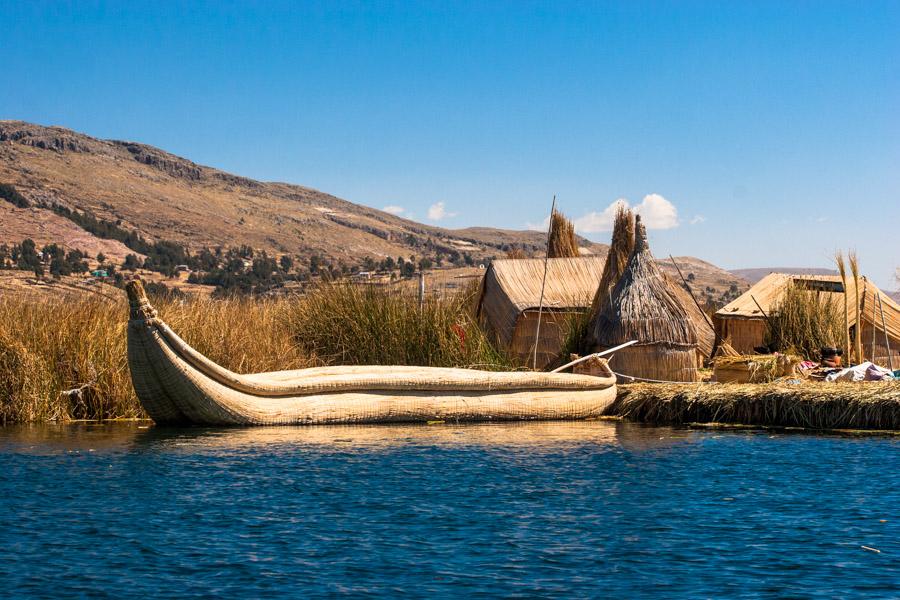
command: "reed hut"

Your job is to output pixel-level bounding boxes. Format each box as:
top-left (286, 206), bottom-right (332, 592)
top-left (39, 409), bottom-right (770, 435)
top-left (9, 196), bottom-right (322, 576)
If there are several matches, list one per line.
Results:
top-left (714, 273), bottom-right (900, 365)
top-left (477, 256), bottom-right (606, 367)
top-left (590, 216), bottom-right (709, 382)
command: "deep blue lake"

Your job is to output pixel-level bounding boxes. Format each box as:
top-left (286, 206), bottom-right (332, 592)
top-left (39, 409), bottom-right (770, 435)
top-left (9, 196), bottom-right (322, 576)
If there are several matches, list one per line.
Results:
top-left (0, 421), bottom-right (897, 598)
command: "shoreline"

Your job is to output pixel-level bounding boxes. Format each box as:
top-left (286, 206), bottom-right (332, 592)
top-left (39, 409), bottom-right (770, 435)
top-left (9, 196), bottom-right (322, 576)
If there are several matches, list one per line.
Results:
top-left (5, 382), bottom-right (900, 434)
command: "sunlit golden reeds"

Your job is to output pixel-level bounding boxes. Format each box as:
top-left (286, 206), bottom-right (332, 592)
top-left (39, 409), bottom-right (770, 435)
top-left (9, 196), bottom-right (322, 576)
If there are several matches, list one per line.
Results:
top-left (612, 381), bottom-right (900, 430)
top-left (835, 250), bottom-right (851, 359)
top-left (848, 251), bottom-right (863, 362)
top-left (764, 282), bottom-right (843, 360)
top-left (285, 282), bottom-right (511, 369)
top-left (0, 282), bottom-right (511, 423)
top-left (547, 210), bottom-right (579, 259)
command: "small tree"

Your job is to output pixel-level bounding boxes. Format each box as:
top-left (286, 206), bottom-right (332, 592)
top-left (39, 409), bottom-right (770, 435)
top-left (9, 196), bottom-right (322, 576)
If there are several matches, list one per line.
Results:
top-left (123, 254), bottom-right (143, 271)
top-left (0, 183), bottom-right (30, 208)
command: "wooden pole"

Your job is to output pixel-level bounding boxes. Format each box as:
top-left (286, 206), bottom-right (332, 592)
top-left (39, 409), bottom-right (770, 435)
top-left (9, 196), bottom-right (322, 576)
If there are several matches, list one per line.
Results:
top-left (750, 294), bottom-right (772, 325)
top-left (668, 254), bottom-right (720, 354)
top-left (532, 195), bottom-right (556, 370)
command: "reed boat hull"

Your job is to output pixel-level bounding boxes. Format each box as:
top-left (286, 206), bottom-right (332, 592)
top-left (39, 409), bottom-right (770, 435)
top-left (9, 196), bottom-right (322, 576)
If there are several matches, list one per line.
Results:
top-left (125, 281), bottom-right (617, 426)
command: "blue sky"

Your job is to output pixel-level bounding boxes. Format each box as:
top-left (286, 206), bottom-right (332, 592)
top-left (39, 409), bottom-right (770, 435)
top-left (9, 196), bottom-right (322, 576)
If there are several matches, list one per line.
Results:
top-left (2, 1), bottom-right (898, 287)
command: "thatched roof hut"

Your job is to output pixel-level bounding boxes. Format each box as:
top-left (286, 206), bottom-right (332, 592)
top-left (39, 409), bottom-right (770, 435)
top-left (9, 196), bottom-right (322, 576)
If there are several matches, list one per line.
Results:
top-left (477, 256), bottom-right (605, 367)
top-left (590, 216), bottom-right (709, 382)
top-left (715, 272), bottom-right (900, 365)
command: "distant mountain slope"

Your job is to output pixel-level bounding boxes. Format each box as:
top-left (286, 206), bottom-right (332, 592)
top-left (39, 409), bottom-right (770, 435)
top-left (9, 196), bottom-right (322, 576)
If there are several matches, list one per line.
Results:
top-left (731, 267), bottom-right (839, 285)
top-left (0, 121), bottom-right (603, 265)
top-left (0, 121), bottom-right (749, 301)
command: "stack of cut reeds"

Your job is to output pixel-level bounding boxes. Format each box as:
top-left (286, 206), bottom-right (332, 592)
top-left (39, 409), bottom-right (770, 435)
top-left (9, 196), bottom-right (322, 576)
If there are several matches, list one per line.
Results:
top-left (713, 354), bottom-right (800, 384)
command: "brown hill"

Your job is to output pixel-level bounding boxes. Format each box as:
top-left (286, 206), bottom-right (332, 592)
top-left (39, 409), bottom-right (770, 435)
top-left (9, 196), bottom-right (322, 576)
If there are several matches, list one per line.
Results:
top-left (0, 121), bottom-right (746, 302)
top-left (0, 121), bottom-right (602, 266)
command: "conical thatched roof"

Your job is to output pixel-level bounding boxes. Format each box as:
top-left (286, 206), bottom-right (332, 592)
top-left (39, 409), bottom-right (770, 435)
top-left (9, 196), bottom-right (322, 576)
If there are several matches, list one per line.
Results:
top-left (593, 215), bottom-right (697, 347)
top-left (591, 215), bottom-right (704, 381)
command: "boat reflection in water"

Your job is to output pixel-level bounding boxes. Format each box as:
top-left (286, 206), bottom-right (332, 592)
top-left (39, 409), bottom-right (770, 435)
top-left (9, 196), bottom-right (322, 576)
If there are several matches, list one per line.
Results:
top-left (0, 419), bottom-right (696, 455)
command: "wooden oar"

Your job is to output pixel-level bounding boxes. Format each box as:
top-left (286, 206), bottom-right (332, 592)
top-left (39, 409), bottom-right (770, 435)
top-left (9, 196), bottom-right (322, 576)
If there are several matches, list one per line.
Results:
top-left (551, 340), bottom-right (638, 373)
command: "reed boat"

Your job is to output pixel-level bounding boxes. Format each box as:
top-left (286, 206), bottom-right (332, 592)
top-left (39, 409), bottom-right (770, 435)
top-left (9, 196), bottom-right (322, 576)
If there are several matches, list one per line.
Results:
top-left (125, 281), bottom-right (617, 426)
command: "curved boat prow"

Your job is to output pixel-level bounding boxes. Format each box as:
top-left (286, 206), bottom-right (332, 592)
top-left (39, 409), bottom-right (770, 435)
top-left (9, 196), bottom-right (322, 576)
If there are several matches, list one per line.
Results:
top-left (125, 280), bottom-right (617, 426)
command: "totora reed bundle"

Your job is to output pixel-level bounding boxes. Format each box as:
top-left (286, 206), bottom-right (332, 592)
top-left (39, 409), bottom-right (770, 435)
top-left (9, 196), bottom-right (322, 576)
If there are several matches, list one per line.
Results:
top-left (547, 210), bottom-right (580, 259)
top-left (849, 251), bottom-right (863, 362)
top-left (835, 251), bottom-right (851, 361)
top-left (590, 203), bottom-right (635, 317)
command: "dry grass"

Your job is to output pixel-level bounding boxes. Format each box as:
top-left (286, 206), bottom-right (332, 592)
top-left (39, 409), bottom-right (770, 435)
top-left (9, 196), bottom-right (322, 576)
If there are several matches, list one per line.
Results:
top-left (0, 291), bottom-right (312, 423)
top-left (610, 382), bottom-right (900, 430)
top-left (764, 282), bottom-right (843, 359)
top-left (547, 210), bottom-right (579, 259)
top-left (286, 282), bottom-right (511, 369)
top-left (0, 282), bottom-right (511, 423)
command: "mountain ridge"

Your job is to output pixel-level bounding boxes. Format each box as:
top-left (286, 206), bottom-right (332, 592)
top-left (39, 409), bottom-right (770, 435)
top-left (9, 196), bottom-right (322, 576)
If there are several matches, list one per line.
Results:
top-left (0, 120), bottom-right (604, 267)
top-left (0, 121), bottom-right (749, 302)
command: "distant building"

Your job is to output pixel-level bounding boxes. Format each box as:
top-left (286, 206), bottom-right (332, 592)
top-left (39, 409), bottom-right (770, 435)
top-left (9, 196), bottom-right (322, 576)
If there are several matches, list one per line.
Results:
top-left (715, 273), bottom-right (900, 364)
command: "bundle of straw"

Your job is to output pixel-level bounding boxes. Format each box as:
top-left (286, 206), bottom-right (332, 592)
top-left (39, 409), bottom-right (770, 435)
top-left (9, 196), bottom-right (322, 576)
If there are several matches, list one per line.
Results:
top-left (547, 210), bottom-right (580, 259)
top-left (835, 251), bottom-right (851, 361)
top-left (590, 203), bottom-right (635, 316)
top-left (849, 251), bottom-right (862, 363)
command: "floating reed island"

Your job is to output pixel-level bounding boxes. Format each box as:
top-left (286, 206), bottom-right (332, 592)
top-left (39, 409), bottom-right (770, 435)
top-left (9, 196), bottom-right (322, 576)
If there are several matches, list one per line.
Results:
top-left (609, 382), bottom-right (900, 431)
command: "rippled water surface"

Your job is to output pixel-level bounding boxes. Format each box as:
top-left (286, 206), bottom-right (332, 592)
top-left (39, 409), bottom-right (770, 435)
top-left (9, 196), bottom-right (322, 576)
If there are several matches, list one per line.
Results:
top-left (0, 421), bottom-right (897, 598)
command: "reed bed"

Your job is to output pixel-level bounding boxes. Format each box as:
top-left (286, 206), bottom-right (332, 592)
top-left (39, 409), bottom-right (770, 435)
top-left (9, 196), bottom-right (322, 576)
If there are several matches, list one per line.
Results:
top-left (610, 382), bottom-right (900, 430)
top-left (765, 282), bottom-right (843, 359)
top-left (0, 282), bottom-right (511, 423)
top-left (285, 282), bottom-right (511, 369)
top-left (0, 292), bottom-right (313, 423)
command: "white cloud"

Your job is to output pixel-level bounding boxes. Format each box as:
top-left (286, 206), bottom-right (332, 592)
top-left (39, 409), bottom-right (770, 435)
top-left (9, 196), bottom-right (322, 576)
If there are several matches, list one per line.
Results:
top-left (428, 201), bottom-right (456, 221)
top-left (572, 194), bottom-right (679, 233)
top-left (573, 198), bottom-right (629, 233)
top-left (690, 214), bottom-right (706, 225)
top-left (525, 216), bottom-right (550, 231)
top-left (635, 193), bottom-right (679, 229)
top-left (382, 205), bottom-right (405, 215)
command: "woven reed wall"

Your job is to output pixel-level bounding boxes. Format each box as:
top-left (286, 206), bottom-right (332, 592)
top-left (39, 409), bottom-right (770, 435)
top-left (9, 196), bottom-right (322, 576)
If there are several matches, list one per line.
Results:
top-left (714, 317), bottom-right (768, 354)
top-left (605, 343), bottom-right (702, 383)
top-left (509, 310), bottom-right (580, 368)
top-left (478, 267), bottom-right (520, 347)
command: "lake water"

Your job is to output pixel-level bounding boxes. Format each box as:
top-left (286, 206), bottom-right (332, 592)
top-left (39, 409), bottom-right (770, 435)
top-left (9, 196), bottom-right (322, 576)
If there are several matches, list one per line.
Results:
top-left (0, 421), bottom-right (897, 598)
